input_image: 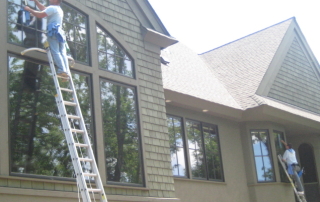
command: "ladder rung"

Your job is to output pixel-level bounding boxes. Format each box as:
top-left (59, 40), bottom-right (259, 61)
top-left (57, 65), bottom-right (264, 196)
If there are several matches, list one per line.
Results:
top-left (67, 114), bottom-right (81, 120)
top-left (71, 129), bottom-right (84, 134)
top-left (83, 173), bottom-right (98, 177)
top-left (87, 188), bottom-right (102, 193)
top-left (74, 143), bottom-right (89, 147)
top-left (60, 87), bottom-right (73, 92)
top-left (64, 101), bottom-right (77, 106)
top-left (78, 158), bottom-right (93, 162)
top-left (57, 75), bottom-right (70, 79)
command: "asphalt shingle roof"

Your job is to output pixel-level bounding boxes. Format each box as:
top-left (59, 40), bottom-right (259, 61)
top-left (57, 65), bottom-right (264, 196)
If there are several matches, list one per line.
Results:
top-left (200, 18), bottom-right (293, 109)
top-left (161, 42), bottom-right (241, 109)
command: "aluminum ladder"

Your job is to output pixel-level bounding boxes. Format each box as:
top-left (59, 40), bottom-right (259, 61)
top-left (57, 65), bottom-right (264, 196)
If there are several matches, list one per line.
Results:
top-left (278, 154), bottom-right (307, 202)
top-left (21, 45), bottom-right (107, 202)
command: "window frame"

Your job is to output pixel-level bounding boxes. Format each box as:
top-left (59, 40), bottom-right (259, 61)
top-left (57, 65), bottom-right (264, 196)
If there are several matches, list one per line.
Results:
top-left (7, 53), bottom-right (95, 181)
top-left (99, 78), bottom-right (144, 186)
top-left (96, 24), bottom-right (135, 79)
top-left (273, 130), bottom-right (287, 182)
top-left (251, 129), bottom-right (275, 183)
top-left (179, 118), bottom-right (224, 181)
top-left (6, 0), bottom-right (91, 65)
top-left (166, 114), bottom-right (189, 178)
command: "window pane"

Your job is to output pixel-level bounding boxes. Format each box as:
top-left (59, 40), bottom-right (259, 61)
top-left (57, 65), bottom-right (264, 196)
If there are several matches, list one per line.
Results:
top-left (273, 131), bottom-right (287, 182)
top-left (75, 44), bottom-right (88, 63)
top-left (186, 121), bottom-right (206, 179)
top-left (167, 115), bottom-right (187, 177)
top-left (7, 0), bottom-right (46, 48)
top-left (96, 26), bottom-right (134, 78)
top-left (98, 51), bottom-right (107, 70)
top-left (203, 125), bottom-right (223, 180)
top-left (9, 55), bottom-right (93, 178)
top-left (61, 3), bottom-right (89, 64)
top-left (7, 1), bottom-right (89, 64)
top-left (100, 80), bottom-right (143, 185)
top-left (251, 130), bottom-right (275, 182)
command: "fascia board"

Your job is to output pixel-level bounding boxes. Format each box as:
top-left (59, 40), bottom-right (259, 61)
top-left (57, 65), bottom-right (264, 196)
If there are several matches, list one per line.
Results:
top-left (164, 89), bottom-right (243, 121)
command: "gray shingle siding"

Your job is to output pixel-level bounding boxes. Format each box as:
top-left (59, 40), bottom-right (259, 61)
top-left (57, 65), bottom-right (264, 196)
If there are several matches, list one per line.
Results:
top-left (268, 38), bottom-right (320, 114)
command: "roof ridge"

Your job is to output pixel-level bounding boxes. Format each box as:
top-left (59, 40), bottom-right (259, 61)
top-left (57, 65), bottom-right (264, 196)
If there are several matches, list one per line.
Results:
top-left (199, 17), bottom-right (295, 55)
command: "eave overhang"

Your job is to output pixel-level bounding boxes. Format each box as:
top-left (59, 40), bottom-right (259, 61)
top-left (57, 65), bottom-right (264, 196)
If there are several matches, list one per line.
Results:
top-left (141, 26), bottom-right (178, 49)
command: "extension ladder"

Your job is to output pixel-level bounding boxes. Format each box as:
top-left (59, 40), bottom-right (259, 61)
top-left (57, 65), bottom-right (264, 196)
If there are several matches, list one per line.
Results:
top-left (278, 154), bottom-right (307, 202)
top-left (21, 45), bottom-right (107, 202)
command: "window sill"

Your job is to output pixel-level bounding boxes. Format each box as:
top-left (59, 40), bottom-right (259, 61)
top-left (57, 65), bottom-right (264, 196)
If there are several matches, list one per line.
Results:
top-left (173, 177), bottom-right (226, 185)
top-left (0, 175), bottom-right (150, 191)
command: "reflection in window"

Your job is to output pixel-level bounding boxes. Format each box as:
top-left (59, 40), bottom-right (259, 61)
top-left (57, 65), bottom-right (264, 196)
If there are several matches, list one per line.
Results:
top-left (7, 0), bottom-right (89, 64)
top-left (7, 0), bottom-right (47, 48)
top-left (167, 115), bottom-right (187, 177)
top-left (251, 130), bottom-right (275, 182)
top-left (273, 131), bottom-right (287, 182)
top-left (100, 80), bottom-right (142, 185)
top-left (9, 55), bottom-right (93, 177)
top-left (186, 120), bottom-right (223, 181)
top-left (97, 26), bottom-right (134, 78)
top-left (62, 4), bottom-right (89, 64)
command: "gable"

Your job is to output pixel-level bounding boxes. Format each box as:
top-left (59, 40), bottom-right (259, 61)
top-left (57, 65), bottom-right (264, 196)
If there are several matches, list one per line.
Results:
top-left (200, 18), bottom-right (293, 109)
top-left (267, 37), bottom-right (320, 114)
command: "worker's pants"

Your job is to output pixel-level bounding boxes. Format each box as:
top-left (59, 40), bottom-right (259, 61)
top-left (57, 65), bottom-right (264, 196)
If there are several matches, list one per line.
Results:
top-left (291, 165), bottom-right (304, 192)
top-left (47, 35), bottom-right (69, 75)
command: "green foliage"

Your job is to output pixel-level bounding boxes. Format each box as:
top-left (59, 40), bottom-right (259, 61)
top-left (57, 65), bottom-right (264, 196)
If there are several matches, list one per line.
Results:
top-left (9, 56), bottom-right (92, 178)
top-left (100, 81), bottom-right (142, 184)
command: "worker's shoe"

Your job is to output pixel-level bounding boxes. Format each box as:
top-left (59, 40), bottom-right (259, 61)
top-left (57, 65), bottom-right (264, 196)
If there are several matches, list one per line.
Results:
top-left (57, 72), bottom-right (69, 82)
top-left (57, 72), bottom-right (69, 77)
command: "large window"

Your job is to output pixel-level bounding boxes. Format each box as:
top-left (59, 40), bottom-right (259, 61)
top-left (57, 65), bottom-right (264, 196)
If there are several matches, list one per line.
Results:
top-left (62, 4), bottom-right (89, 64)
top-left (100, 80), bottom-right (143, 185)
top-left (97, 26), bottom-right (134, 78)
top-left (251, 130), bottom-right (275, 182)
top-left (273, 131), bottom-right (287, 182)
top-left (167, 115), bottom-right (187, 177)
top-left (9, 55), bottom-right (93, 178)
top-left (186, 120), bottom-right (223, 181)
top-left (7, 0), bottom-right (89, 64)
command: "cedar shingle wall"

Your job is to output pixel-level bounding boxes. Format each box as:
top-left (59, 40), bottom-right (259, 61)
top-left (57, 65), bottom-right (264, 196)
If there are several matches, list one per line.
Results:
top-left (268, 38), bottom-right (320, 114)
top-left (1, 0), bottom-right (174, 199)
top-left (75, 0), bottom-right (175, 198)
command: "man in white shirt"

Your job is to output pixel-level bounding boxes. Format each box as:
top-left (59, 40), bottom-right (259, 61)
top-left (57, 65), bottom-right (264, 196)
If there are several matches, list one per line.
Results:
top-left (24, 0), bottom-right (69, 79)
top-left (282, 142), bottom-right (304, 195)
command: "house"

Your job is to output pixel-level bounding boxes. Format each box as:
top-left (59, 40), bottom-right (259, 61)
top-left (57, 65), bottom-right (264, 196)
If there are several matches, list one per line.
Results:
top-left (0, 0), bottom-right (319, 202)
top-left (162, 17), bottom-right (320, 202)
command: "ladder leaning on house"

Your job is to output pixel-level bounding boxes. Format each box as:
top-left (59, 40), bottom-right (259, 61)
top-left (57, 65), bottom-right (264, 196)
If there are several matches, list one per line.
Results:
top-left (278, 154), bottom-right (307, 202)
top-left (21, 43), bottom-right (108, 202)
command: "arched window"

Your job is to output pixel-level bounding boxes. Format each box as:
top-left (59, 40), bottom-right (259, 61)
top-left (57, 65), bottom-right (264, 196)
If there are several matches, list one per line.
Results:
top-left (97, 26), bottom-right (134, 78)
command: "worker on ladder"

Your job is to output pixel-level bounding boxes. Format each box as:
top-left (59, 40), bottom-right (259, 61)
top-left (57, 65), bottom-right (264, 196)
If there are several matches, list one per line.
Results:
top-left (24, 0), bottom-right (69, 79)
top-left (281, 140), bottom-right (305, 196)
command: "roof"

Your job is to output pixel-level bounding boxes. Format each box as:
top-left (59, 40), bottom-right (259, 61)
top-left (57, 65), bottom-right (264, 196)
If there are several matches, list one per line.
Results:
top-left (161, 17), bottom-right (320, 124)
top-left (200, 18), bottom-right (294, 109)
top-left (161, 42), bottom-right (242, 109)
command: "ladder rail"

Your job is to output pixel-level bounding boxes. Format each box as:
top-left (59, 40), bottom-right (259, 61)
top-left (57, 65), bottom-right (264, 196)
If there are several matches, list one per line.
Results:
top-left (46, 49), bottom-right (93, 202)
top-left (278, 154), bottom-right (306, 202)
top-left (66, 62), bottom-right (108, 201)
top-left (21, 47), bottom-right (107, 202)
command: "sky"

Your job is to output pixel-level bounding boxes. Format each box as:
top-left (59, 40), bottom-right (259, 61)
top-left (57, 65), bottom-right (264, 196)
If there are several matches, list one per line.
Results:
top-left (148, 0), bottom-right (320, 62)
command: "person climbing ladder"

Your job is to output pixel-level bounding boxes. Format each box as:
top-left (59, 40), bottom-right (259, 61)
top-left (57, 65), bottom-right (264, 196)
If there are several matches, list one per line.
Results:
top-left (24, 0), bottom-right (69, 79)
top-left (281, 140), bottom-right (305, 196)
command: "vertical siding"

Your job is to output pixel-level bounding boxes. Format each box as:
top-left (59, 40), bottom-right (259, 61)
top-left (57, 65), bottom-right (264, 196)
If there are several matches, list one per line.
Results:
top-left (268, 37), bottom-right (320, 114)
top-left (72, 0), bottom-right (175, 198)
